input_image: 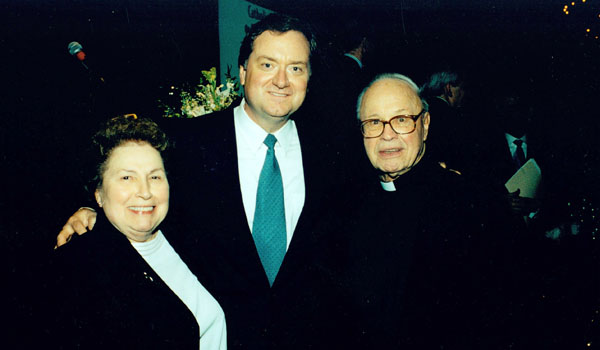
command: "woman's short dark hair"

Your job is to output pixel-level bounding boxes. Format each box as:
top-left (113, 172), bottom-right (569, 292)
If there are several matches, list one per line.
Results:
top-left (237, 13), bottom-right (317, 71)
top-left (86, 114), bottom-right (170, 192)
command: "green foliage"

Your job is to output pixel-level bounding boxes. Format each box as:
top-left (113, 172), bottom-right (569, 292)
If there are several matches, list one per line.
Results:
top-left (160, 67), bottom-right (241, 118)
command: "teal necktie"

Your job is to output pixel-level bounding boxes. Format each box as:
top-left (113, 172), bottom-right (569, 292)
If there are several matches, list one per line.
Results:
top-left (252, 134), bottom-right (286, 286)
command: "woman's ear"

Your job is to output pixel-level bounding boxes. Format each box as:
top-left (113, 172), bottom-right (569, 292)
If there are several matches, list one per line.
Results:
top-left (95, 189), bottom-right (103, 207)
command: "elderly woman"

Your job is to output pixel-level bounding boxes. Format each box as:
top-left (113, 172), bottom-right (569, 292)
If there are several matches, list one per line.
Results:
top-left (52, 115), bottom-right (226, 349)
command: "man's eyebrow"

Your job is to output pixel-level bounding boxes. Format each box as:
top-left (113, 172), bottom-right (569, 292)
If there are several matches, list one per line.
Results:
top-left (256, 55), bottom-right (307, 66)
top-left (256, 55), bottom-right (276, 61)
top-left (363, 114), bottom-right (387, 121)
top-left (364, 108), bottom-right (412, 119)
top-left (116, 168), bottom-right (164, 173)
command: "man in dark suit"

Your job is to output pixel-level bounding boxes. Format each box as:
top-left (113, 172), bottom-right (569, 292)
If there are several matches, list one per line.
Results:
top-left (332, 18), bottom-right (369, 102)
top-left (56, 14), bottom-right (338, 349)
top-left (419, 71), bottom-right (469, 171)
top-left (328, 73), bottom-right (514, 348)
top-left (468, 91), bottom-right (544, 225)
top-left (305, 18), bottom-right (371, 188)
top-left (462, 88), bottom-right (566, 348)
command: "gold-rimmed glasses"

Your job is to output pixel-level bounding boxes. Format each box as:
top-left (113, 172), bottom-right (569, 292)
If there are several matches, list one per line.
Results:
top-left (360, 110), bottom-right (424, 138)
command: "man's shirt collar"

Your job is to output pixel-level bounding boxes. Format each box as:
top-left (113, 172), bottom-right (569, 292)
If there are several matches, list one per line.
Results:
top-left (234, 99), bottom-right (294, 155)
top-left (505, 132), bottom-right (527, 144)
top-left (344, 53), bottom-right (363, 69)
top-left (436, 96), bottom-right (450, 105)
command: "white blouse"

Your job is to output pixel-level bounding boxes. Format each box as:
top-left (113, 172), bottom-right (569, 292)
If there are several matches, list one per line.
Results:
top-left (131, 230), bottom-right (227, 350)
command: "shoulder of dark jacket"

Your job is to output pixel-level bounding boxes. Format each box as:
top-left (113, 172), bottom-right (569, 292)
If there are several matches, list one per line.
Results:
top-left (53, 212), bottom-right (133, 270)
top-left (157, 107), bottom-right (234, 142)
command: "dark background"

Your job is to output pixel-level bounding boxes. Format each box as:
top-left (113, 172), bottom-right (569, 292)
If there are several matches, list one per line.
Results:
top-left (3, 0), bottom-right (599, 344)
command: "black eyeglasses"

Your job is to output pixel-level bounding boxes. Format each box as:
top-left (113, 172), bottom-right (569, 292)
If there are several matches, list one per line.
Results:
top-left (360, 110), bottom-right (424, 138)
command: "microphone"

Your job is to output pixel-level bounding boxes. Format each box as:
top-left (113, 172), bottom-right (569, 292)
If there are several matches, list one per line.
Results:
top-left (68, 41), bottom-right (88, 69)
top-left (67, 41), bottom-right (105, 83)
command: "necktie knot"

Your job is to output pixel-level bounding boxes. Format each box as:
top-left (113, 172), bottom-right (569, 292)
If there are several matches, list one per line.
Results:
top-left (264, 134), bottom-right (277, 150)
top-left (514, 139), bottom-right (523, 147)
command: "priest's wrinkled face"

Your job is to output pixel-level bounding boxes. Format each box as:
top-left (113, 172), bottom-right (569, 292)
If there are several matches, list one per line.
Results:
top-left (358, 77), bottom-right (430, 182)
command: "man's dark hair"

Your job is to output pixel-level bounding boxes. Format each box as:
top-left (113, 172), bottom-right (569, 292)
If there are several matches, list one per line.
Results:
top-left (337, 18), bottom-right (368, 53)
top-left (420, 71), bottom-right (463, 99)
top-left (237, 13), bottom-right (317, 70)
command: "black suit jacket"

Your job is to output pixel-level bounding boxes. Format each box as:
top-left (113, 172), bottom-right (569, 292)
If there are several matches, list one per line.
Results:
top-left (468, 129), bottom-right (542, 192)
top-left (326, 154), bottom-right (517, 349)
top-left (304, 53), bottom-right (370, 189)
top-left (425, 97), bottom-right (472, 172)
top-left (50, 212), bottom-right (199, 349)
top-left (161, 107), bottom-right (338, 349)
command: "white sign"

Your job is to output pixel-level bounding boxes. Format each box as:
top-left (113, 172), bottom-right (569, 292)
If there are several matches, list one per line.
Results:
top-left (218, 0), bottom-right (274, 85)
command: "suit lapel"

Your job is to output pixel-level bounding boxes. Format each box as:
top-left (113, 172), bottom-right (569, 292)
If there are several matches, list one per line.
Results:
top-left (273, 116), bottom-right (327, 286)
top-left (200, 110), bottom-right (271, 288)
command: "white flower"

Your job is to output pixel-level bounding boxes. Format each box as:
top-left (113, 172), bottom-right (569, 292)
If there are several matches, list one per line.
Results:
top-left (190, 105), bottom-right (207, 117)
top-left (161, 67), bottom-right (240, 118)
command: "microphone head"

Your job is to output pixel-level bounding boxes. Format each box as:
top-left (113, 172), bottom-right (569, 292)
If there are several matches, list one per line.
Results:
top-left (76, 51), bottom-right (86, 61)
top-left (68, 41), bottom-right (83, 55)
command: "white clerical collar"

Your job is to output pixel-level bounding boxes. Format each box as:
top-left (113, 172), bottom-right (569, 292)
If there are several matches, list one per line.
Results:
top-left (380, 180), bottom-right (396, 192)
top-left (344, 53), bottom-right (363, 69)
top-left (234, 99), bottom-right (295, 156)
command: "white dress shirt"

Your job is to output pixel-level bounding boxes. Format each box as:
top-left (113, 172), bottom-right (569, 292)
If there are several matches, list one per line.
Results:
top-left (234, 100), bottom-right (306, 249)
top-left (131, 230), bottom-right (227, 350)
top-left (505, 133), bottom-right (528, 160)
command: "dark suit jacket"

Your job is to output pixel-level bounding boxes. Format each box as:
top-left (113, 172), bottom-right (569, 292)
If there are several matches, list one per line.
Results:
top-left (463, 128), bottom-right (580, 349)
top-left (325, 154), bottom-right (518, 349)
top-left (161, 107), bottom-right (338, 349)
top-left (50, 212), bottom-right (199, 349)
top-left (467, 128), bottom-right (545, 193)
top-left (425, 97), bottom-right (472, 172)
top-left (304, 53), bottom-right (370, 189)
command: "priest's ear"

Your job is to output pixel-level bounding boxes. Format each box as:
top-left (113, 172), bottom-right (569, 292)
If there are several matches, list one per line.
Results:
top-left (422, 112), bottom-right (431, 141)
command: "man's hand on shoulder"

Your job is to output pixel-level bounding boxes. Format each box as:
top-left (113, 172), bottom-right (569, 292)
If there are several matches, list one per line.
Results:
top-left (55, 208), bottom-right (98, 248)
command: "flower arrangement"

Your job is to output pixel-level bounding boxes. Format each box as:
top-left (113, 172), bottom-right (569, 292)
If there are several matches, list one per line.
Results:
top-left (161, 67), bottom-right (241, 118)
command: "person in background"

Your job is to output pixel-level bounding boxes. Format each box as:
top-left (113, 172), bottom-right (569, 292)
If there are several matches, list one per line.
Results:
top-left (305, 17), bottom-right (372, 187)
top-left (419, 71), bottom-right (468, 171)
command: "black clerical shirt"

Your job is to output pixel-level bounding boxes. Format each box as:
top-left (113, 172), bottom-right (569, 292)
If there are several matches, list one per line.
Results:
top-left (333, 155), bottom-right (492, 349)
